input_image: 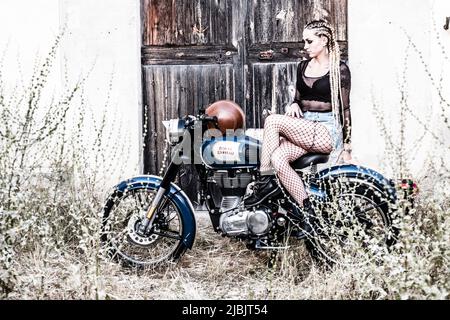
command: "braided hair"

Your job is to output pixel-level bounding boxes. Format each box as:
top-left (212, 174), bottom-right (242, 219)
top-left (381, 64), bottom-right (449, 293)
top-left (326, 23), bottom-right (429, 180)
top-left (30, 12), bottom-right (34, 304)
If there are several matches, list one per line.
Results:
top-left (304, 20), bottom-right (344, 132)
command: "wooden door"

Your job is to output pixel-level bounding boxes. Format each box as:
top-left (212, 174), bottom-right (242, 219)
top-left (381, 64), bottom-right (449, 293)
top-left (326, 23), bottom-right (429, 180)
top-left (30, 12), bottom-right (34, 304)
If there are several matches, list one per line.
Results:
top-left (141, 0), bottom-right (348, 202)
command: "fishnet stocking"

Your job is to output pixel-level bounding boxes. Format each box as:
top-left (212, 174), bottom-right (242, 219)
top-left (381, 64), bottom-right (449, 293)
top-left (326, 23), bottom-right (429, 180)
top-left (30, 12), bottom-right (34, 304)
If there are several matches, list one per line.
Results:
top-left (260, 114), bottom-right (333, 205)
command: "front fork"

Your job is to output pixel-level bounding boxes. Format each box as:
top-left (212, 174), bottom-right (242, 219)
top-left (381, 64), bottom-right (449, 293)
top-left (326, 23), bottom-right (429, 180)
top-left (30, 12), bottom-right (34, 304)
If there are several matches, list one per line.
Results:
top-left (139, 160), bottom-right (181, 234)
top-left (139, 126), bottom-right (197, 234)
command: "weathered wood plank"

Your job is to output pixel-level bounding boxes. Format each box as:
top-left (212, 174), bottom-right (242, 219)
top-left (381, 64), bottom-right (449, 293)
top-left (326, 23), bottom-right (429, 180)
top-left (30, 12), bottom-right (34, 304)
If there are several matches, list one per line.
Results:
top-left (300, 0), bottom-right (347, 41)
top-left (231, 1), bottom-right (246, 116)
top-left (142, 66), bottom-right (160, 174)
top-left (248, 0), bottom-right (347, 45)
top-left (331, 0), bottom-right (348, 41)
top-left (142, 0), bottom-right (233, 46)
top-left (247, 41), bottom-right (347, 62)
top-left (273, 0), bottom-right (303, 43)
top-left (251, 62), bottom-right (298, 128)
top-left (253, 0), bottom-right (273, 44)
top-left (247, 42), bottom-right (306, 62)
top-left (142, 45), bottom-right (237, 65)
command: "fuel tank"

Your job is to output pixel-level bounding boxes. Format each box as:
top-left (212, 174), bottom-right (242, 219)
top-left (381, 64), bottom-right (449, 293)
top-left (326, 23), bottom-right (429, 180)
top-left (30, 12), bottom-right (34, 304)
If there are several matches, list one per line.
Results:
top-left (201, 135), bottom-right (261, 169)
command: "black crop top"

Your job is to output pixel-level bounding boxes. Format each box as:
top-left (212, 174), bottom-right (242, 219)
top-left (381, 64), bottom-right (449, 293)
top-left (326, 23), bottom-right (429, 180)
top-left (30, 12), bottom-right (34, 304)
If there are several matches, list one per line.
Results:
top-left (292, 59), bottom-right (352, 144)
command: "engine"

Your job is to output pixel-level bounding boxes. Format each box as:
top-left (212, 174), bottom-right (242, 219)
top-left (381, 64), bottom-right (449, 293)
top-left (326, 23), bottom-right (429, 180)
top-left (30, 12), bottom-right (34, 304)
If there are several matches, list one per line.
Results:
top-left (207, 168), bottom-right (273, 237)
top-left (218, 196), bottom-right (272, 237)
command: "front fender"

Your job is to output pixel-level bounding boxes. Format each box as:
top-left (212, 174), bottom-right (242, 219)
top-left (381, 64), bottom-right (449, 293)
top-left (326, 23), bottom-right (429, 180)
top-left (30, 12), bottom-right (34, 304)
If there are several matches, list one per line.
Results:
top-left (309, 165), bottom-right (397, 203)
top-left (114, 175), bottom-right (197, 249)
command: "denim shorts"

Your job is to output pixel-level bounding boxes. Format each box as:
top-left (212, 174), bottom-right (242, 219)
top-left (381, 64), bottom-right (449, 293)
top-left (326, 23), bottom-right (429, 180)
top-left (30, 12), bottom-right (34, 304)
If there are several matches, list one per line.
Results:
top-left (303, 111), bottom-right (343, 158)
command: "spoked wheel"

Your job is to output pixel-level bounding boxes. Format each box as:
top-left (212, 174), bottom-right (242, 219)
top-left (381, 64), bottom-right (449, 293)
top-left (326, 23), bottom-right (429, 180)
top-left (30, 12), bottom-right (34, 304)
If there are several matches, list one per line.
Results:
top-left (305, 180), bottom-right (398, 267)
top-left (102, 188), bottom-right (186, 268)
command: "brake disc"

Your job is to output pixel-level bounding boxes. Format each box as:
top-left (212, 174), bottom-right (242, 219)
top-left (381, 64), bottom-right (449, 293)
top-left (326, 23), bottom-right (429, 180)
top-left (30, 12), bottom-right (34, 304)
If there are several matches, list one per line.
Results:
top-left (126, 214), bottom-right (159, 246)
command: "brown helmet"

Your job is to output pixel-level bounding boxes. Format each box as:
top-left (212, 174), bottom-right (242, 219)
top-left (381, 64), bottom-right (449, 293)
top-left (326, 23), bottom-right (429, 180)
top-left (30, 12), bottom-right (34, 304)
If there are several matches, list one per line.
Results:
top-left (205, 100), bottom-right (245, 134)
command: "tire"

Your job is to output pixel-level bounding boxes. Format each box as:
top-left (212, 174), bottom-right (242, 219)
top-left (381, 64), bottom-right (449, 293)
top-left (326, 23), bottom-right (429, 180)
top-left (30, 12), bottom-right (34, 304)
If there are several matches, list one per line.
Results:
top-left (102, 187), bottom-right (188, 268)
top-left (305, 178), bottom-right (398, 267)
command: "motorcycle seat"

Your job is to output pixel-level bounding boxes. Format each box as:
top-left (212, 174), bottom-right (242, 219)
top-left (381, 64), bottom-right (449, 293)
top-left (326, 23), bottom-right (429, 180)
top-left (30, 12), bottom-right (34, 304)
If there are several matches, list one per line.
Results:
top-left (291, 153), bottom-right (330, 170)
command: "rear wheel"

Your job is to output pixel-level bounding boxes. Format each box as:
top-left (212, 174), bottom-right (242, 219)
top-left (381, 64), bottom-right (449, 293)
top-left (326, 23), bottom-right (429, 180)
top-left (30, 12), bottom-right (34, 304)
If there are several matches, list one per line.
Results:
top-left (102, 188), bottom-right (187, 268)
top-left (305, 179), bottom-right (398, 267)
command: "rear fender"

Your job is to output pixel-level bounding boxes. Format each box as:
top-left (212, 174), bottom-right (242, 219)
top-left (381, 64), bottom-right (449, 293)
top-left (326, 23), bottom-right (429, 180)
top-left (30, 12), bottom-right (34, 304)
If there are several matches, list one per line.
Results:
top-left (308, 165), bottom-right (397, 204)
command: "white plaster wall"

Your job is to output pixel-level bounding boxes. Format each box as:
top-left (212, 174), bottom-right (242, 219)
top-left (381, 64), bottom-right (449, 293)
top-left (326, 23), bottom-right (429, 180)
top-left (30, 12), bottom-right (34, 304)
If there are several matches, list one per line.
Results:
top-left (430, 0), bottom-right (450, 176)
top-left (348, 0), bottom-right (449, 178)
top-left (0, 0), bottom-right (61, 92)
top-left (60, 0), bottom-right (142, 185)
top-left (0, 0), bottom-right (65, 183)
top-left (0, 0), bottom-right (142, 187)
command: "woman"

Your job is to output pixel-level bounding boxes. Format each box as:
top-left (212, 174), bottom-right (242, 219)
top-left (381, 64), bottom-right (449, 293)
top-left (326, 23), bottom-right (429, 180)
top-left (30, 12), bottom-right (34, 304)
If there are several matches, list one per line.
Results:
top-left (245, 20), bottom-right (353, 210)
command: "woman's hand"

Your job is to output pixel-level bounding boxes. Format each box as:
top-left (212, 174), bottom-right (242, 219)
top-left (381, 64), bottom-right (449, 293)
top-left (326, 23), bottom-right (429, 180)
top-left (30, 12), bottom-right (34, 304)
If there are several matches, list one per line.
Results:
top-left (341, 150), bottom-right (352, 163)
top-left (285, 103), bottom-right (303, 118)
top-left (339, 143), bottom-right (358, 164)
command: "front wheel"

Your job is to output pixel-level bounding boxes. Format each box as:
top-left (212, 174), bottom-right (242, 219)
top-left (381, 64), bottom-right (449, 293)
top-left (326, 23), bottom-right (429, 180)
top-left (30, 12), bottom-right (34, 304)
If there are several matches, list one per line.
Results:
top-left (102, 187), bottom-right (188, 268)
top-left (305, 178), bottom-right (398, 267)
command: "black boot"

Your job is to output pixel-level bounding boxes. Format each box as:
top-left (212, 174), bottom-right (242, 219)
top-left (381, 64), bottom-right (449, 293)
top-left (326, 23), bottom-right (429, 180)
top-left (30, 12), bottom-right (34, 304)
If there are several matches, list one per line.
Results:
top-left (244, 175), bottom-right (281, 207)
top-left (301, 198), bottom-right (316, 236)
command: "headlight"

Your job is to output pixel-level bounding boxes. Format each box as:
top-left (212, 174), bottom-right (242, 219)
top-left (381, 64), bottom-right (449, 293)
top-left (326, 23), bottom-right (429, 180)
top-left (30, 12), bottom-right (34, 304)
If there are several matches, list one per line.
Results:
top-left (162, 119), bottom-right (186, 145)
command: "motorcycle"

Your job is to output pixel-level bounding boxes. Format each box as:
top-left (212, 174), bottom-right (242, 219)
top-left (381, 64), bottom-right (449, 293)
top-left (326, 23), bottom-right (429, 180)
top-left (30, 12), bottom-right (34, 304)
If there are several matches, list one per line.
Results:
top-left (102, 105), bottom-right (401, 268)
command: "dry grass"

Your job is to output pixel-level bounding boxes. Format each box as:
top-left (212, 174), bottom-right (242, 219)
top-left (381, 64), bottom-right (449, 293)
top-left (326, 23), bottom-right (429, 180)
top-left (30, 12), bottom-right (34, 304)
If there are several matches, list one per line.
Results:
top-left (4, 213), bottom-right (361, 300)
top-left (6, 177), bottom-right (449, 300)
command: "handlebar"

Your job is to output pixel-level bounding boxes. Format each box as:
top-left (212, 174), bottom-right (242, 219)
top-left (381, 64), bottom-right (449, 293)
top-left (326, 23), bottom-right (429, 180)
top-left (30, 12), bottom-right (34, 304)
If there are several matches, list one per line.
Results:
top-left (182, 114), bottom-right (217, 129)
top-left (202, 115), bottom-right (218, 123)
